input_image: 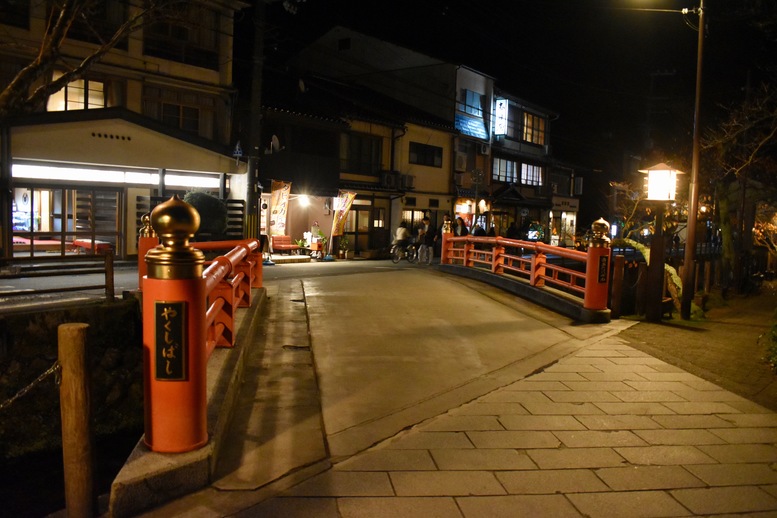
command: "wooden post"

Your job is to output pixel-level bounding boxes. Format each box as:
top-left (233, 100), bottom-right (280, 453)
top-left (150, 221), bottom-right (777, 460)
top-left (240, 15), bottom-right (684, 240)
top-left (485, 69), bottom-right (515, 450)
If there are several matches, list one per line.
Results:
top-left (635, 262), bottom-right (648, 316)
top-left (104, 251), bottom-right (115, 301)
top-left (58, 323), bottom-right (95, 518)
top-left (610, 255), bottom-right (625, 319)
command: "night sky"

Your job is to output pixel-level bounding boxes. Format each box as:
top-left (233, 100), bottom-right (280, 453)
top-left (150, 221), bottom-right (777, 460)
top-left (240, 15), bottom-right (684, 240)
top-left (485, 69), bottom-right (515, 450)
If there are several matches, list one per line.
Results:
top-left (245, 0), bottom-right (774, 178)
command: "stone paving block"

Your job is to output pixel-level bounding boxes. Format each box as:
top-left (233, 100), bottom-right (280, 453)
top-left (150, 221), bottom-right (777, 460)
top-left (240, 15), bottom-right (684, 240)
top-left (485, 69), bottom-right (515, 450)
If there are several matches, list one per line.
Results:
top-left (725, 400), bottom-right (776, 414)
top-left (614, 445), bottom-right (718, 465)
top-left (521, 401), bottom-right (606, 415)
top-left (648, 363), bottom-right (687, 373)
top-left (457, 494), bottom-right (583, 517)
top-left (545, 363), bottom-right (604, 372)
top-left (698, 443), bottom-right (777, 463)
top-left (577, 415), bottom-right (663, 430)
top-left (664, 401), bottom-right (739, 415)
top-left (561, 356), bottom-right (618, 365)
top-left (451, 402), bottom-right (529, 416)
top-left (384, 431), bottom-right (474, 450)
top-left (624, 381), bottom-right (698, 391)
top-left (567, 490), bottom-right (691, 518)
top-left (609, 357), bottom-right (669, 365)
top-left (720, 414), bottom-right (777, 427)
top-left (638, 372), bottom-right (710, 382)
top-left (572, 349), bottom-right (627, 358)
top-left (502, 380), bottom-right (571, 391)
top-left (610, 390), bottom-right (686, 403)
top-left (594, 465), bottom-right (705, 490)
top-left (671, 486), bottom-right (777, 515)
top-left (579, 372), bottom-right (650, 382)
top-left (467, 430), bottom-right (560, 449)
top-left (709, 427), bottom-right (777, 444)
top-left (419, 415), bottom-right (504, 431)
top-left (496, 468), bottom-right (609, 494)
top-left (283, 471), bottom-right (395, 497)
top-left (546, 391), bottom-right (621, 403)
top-left (554, 430), bottom-right (648, 448)
top-left (670, 389), bottom-right (748, 402)
top-left (479, 391), bottom-right (553, 404)
top-left (682, 379), bottom-right (727, 391)
top-left (335, 450), bottom-right (436, 471)
top-left (338, 496), bottom-right (462, 518)
top-left (562, 381), bottom-right (636, 391)
top-left (633, 428), bottom-right (727, 445)
top-left (764, 485), bottom-right (777, 499)
top-left (593, 402), bottom-right (675, 415)
top-left (529, 372), bottom-right (588, 381)
top-left (685, 463), bottom-right (777, 486)
top-left (585, 340), bottom-right (634, 350)
top-left (526, 447), bottom-right (627, 469)
top-left (235, 497), bottom-right (340, 518)
top-left (390, 471), bottom-right (506, 496)
top-left (431, 449), bottom-right (537, 470)
top-left (499, 415), bottom-right (586, 431)
top-left (651, 414), bottom-right (736, 429)
top-left (592, 364), bottom-right (660, 373)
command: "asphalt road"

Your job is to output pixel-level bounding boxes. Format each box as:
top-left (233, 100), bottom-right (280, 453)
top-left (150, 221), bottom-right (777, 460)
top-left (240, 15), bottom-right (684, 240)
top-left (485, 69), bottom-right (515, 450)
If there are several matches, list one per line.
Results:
top-left (0, 258), bottom-right (417, 312)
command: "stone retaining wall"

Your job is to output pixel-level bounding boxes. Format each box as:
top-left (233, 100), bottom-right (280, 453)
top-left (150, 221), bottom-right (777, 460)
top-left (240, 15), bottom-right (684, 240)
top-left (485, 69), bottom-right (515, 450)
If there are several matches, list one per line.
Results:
top-left (0, 299), bottom-right (143, 459)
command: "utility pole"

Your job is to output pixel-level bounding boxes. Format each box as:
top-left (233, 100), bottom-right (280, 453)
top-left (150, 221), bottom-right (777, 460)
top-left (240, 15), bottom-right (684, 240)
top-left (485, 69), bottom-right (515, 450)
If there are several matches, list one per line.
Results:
top-left (245, 1), bottom-right (265, 239)
top-left (680, 0), bottom-right (705, 319)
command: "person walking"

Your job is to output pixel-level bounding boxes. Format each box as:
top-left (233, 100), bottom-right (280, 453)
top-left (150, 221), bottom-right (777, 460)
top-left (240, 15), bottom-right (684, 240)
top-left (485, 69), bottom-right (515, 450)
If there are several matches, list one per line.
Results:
top-left (418, 216), bottom-right (436, 264)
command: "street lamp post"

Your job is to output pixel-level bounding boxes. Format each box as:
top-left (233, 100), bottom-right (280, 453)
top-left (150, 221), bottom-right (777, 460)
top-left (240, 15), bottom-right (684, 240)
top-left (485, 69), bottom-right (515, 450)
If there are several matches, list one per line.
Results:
top-left (681, 0), bottom-right (705, 319)
top-left (641, 163), bottom-right (684, 322)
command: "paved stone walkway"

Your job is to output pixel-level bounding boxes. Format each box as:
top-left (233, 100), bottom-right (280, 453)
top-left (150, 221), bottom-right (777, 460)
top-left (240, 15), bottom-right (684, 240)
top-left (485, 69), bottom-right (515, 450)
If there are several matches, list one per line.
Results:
top-left (240, 335), bottom-right (777, 517)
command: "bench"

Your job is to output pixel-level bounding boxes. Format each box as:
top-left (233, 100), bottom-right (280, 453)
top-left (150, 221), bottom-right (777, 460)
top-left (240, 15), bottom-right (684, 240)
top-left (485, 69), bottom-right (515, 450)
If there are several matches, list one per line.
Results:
top-left (271, 235), bottom-right (300, 254)
top-left (72, 239), bottom-right (113, 254)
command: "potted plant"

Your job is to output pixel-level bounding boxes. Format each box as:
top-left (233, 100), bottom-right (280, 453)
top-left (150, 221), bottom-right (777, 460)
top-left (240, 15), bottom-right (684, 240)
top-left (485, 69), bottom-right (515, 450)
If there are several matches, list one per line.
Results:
top-left (338, 234), bottom-right (349, 259)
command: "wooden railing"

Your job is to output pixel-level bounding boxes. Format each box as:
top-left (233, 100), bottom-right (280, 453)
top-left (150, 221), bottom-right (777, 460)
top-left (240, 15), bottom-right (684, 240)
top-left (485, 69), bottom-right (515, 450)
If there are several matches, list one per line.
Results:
top-left (440, 232), bottom-right (612, 315)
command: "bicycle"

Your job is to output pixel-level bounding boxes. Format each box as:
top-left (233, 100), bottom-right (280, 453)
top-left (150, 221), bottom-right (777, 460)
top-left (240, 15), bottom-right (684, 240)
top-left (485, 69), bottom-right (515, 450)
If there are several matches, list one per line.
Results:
top-left (391, 241), bottom-right (417, 263)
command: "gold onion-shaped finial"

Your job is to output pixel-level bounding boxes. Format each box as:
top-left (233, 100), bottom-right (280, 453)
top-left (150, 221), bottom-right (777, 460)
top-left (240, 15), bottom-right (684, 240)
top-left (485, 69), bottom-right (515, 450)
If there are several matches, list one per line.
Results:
top-left (139, 212), bottom-right (156, 238)
top-left (589, 217), bottom-right (611, 248)
top-left (145, 195), bottom-right (205, 279)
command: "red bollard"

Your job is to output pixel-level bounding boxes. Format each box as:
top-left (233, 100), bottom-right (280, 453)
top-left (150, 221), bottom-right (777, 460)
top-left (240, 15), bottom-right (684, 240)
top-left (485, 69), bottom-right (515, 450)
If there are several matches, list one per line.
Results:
top-left (583, 218), bottom-right (612, 312)
top-left (142, 196), bottom-right (208, 453)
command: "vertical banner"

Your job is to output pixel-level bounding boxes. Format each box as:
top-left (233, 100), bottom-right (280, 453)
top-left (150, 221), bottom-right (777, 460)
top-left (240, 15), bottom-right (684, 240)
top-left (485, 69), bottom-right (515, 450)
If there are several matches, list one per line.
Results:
top-left (330, 191), bottom-right (356, 237)
top-left (269, 180), bottom-right (291, 236)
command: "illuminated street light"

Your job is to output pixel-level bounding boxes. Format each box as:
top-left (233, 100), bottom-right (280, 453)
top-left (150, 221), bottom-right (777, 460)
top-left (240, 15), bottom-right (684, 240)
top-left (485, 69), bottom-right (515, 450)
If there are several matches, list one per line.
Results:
top-left (640, 163), bottom-right (685, 322)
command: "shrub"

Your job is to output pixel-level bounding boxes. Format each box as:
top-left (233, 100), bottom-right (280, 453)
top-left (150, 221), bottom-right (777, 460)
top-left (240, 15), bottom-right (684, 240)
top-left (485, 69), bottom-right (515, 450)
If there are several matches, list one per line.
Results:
top-left (183, 190), bottom-right (228, 238)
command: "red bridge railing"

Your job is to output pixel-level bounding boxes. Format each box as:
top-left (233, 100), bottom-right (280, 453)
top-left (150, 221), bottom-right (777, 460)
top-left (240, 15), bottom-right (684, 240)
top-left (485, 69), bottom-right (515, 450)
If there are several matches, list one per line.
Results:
top-left (138, 196), bottom-right (262, 453)
top-left (440, 218), bottom-right (612, 314)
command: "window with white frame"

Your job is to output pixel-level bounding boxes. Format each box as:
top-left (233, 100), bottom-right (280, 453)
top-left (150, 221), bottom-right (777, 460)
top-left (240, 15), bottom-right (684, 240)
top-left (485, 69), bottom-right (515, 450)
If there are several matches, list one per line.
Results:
top-left (521, 163), bottom-right (544, 186)
top-left (143, 86), bottom-right (215, 138)
top-left (47, 72), bottom-right (105, 111)
top-left (458, 89), bottom-right (483, 117)
top-left (144, 4), bottom-right (220, 70)
top-left (522, 112), bottom-right (546, 145)
top-left (492, 157), bottom-right (518, 183)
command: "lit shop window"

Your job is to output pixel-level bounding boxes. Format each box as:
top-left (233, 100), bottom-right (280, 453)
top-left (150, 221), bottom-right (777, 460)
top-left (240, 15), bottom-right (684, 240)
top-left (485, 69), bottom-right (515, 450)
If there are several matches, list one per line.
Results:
top-left (47, 72), bottom-right (105, 111)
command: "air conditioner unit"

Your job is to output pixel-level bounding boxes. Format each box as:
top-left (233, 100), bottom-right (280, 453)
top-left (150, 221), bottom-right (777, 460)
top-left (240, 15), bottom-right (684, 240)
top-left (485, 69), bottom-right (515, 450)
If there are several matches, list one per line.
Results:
top-left (479, 144), bottom-right (490, 155)
top-left (400, 174), bottom-right (415, 190)
top-left (380, 171), bottom-right (397, 188)
top-left (455, 153), bottom-right (468, 172)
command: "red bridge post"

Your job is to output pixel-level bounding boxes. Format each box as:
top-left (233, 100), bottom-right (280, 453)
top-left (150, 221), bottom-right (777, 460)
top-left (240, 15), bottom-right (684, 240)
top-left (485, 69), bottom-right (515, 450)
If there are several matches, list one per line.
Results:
top-left (142, 195), bottom-right (208, 453)
top-left (583, 218), bottom-right (612, 312)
